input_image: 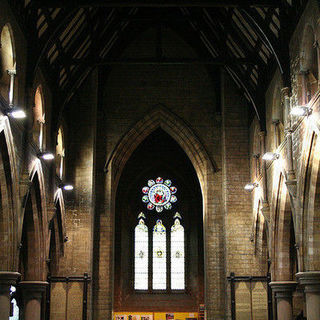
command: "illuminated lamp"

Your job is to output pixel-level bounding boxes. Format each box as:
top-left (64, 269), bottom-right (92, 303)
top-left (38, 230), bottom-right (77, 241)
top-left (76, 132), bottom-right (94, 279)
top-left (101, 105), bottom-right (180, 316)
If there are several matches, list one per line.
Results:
top-left (38, 152), bottom-right (54, 160)
top-left (244, 182), bottom-right (259, 192)
top-left (290, 106), bottom-right (312, 117)
top-left (262, 152), bottom-right (280, 161)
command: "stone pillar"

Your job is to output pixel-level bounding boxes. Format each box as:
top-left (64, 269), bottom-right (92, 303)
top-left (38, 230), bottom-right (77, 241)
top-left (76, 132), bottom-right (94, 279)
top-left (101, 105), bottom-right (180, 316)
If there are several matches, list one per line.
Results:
top-left (19, 281), bottom-right (48, 320)
top-left (269, 281), bottom-right (297, 320)
top-left (0, 272), bottom-right (20, 319)
top-left (296, 271), bottom-right (320, 320)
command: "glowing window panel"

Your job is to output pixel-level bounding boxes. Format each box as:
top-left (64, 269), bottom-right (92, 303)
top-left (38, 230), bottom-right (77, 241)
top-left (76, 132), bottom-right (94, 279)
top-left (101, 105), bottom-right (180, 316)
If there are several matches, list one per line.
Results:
top-left (153, 220), bottom-right (166, 290)
top-left (10, 286), bottom-right (19, 320)
top-left (134, 219), bottom-right (148, 290)
top-left (171, 219), bottom-right (185, 290)
top-left (142, 177), bottom-right (177, 212)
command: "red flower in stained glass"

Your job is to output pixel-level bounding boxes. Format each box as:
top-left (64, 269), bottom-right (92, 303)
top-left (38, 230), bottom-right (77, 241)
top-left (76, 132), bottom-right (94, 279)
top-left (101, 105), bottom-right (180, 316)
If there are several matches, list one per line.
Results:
top-left (154, 193), bottom-right (166, 203)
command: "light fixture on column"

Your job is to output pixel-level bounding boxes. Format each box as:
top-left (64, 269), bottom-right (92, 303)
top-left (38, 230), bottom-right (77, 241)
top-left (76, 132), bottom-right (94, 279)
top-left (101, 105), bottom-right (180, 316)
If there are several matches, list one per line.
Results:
top-left (38, 151), bottom-right (54, 160)
top-left (244, 182), bottom-right (259, 192)
top-left (262, 152), bottom-right (280, 161)
top-left (5, 106), bottom-right (26, 119)
top-left (290, 105), bottom-right (312, 117)
top-left (59, 183), bottom-right (74, 191)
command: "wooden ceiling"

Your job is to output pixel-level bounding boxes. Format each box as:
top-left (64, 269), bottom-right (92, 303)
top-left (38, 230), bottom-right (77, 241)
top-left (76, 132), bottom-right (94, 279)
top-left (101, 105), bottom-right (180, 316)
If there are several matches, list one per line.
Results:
top-left (10, 0), bottom-right (307, 128)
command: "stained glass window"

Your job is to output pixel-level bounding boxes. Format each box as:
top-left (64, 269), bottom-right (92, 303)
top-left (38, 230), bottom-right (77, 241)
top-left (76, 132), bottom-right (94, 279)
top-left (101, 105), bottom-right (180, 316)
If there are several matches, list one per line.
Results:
top-left (134, 219), bottom-right (148, 290)
top-left (135, 177), bottom-right (185, 291)
top-left (142, 177), bottom-right (177, 212)
top-left (152, 220), bottom-right (167, 289)
top-left (9, 286), bottom-right (19, 320)
top-left (171, 219), bottom-right (185, 290)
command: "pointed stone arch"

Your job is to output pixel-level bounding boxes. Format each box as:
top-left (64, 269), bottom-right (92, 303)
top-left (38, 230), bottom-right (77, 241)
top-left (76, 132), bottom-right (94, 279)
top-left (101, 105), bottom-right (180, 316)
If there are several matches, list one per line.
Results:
top-left (19, 162), bottom-right (48, 280)
top-left (96, 106), bottom-right (224, 319)
top-left (272, 174), bottom-right (296, 280)
top-left (296, 125), bottom-right (320, 271)
top-left (49, 188), bottom-right (66, 268)
top-left (0, 116), bottom-right (19, 271)
top-left (300, 132), bottom-right (320, 271)
top-left (105, 105), bottom-right (218, 187)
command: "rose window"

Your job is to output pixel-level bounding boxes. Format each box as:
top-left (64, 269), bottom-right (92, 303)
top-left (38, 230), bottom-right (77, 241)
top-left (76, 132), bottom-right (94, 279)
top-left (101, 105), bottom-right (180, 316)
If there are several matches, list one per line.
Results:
top-left (142, 177), bottom-right (177, 212)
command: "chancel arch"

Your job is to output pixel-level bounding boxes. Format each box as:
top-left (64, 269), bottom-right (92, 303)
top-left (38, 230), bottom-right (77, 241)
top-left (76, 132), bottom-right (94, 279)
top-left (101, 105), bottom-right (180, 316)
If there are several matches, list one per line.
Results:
top-left (114, 128), bottom-right (203, 311)
top-left (96, 107), bottom-right (222, 319)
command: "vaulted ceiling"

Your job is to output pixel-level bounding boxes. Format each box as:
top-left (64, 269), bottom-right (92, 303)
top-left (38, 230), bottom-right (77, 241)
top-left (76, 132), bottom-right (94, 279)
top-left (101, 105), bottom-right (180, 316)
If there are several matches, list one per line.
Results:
top-left (10, 0), bottom-right (307, 129)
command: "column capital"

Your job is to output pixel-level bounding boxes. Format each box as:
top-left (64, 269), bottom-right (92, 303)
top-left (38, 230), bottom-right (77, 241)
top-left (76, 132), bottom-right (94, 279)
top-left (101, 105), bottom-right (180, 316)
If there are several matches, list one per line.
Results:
top-left (0, 272), bottom-right (20, 295)
top-left (19, 281), bottom-right (48, 301)
top-left (269, 281), bottom-right (297, 299)
top-left (0, 271), bottom-right (21, 286)
top-left (296, 271), bottom-right (320, 292)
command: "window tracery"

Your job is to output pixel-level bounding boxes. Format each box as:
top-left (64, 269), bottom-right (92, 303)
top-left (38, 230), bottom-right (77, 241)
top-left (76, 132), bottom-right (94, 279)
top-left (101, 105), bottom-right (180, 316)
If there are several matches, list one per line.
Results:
top-left (134, 218), bottom-right (148, 290)
top-left (134, 177), bottom-right (185, 291)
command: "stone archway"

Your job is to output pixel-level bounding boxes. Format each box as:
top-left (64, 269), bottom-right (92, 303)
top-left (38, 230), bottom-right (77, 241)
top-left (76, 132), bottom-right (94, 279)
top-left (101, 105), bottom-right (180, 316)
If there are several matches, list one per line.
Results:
top-left (0, 116), bottom-right (19, 271)
top-left (302, 133), bottom-right (320, 271)
top-left (272, 175), bottom-right (296, 280)
top-left (94, 106), bottom-right (224, 319)
top-left (19, 171), bottom-right (47, 281)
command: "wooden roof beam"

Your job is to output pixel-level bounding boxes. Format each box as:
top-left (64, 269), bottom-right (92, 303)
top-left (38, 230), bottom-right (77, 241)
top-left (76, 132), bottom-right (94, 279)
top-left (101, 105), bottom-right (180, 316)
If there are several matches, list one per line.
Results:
top-left (65, 57), bottom-right (259, 65)
top-left (33, 0), bottom-right (279, 8)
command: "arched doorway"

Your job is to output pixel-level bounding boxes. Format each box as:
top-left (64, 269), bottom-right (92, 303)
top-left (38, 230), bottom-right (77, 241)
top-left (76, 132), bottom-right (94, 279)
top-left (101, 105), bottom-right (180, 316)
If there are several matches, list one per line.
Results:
top-left (114, 128), bottom-right (204, 312)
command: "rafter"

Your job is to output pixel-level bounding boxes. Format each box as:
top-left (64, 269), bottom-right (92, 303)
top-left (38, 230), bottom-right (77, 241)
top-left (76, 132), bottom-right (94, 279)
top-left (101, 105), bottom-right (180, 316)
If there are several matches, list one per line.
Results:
top-left (59, 8), bottom-right (139, 108)
top-left (34, 9), bottom-right (78, 71)
top-left (180, 8), bottom-right (262, 120)
top-left (241, 8), bottom-right (283, 73)
top-left (204, 8), bottom-right (266, 85)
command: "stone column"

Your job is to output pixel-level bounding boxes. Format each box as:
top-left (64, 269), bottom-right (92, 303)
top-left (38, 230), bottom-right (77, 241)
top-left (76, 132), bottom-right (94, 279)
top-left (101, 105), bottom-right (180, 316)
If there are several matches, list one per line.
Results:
top-left (296, 271), bottom-right (320, 320)
top-left (269, 281), bottom-right (297, 320)
top-left (0, 272), bottom-right (20, 319)
top-left (19, 281), bottom-right (48, 320)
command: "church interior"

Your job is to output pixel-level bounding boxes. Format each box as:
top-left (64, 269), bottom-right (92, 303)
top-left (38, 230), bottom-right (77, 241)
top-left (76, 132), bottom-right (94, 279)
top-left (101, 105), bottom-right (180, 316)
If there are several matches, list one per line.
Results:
top-left (1, 0), bottom-right (320, 319)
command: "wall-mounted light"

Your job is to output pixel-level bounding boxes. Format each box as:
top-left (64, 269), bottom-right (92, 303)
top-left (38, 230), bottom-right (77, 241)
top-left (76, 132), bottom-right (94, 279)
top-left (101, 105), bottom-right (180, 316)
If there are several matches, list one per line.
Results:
top-left (38, 151), bottom-right (54, 160)
top-left (290, 105), bottom-right (312, 117)
top-left (244, 182), bottom-right (259, 192)
top-left (6, 106), bottom-right (26, 119)
top-left (62, 184), bottom-right (74, 191)
top-left (262, 152), bottom-right (280, 161)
